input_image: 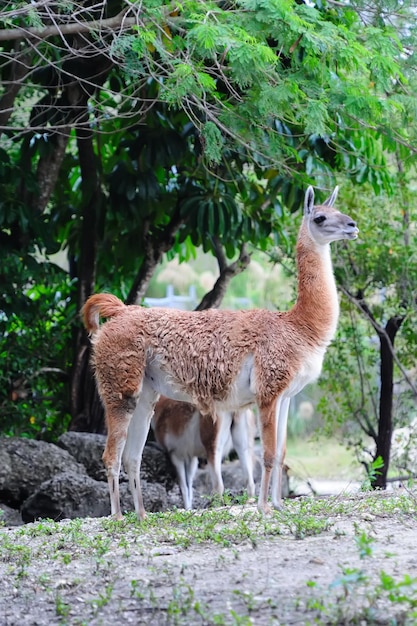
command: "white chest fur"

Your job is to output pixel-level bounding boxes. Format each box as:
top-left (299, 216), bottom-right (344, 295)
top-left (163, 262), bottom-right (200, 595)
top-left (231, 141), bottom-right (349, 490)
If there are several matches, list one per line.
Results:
top-left (284, 345), bottom-right (326, 399)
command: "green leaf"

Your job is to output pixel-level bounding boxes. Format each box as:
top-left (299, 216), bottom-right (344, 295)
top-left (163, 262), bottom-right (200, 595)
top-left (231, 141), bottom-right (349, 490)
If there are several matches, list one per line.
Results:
top-left (201, 122), bottom-right (223, 164)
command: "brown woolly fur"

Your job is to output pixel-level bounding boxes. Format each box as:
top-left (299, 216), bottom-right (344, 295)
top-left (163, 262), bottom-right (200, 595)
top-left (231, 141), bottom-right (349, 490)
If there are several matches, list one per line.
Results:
top-left (151, 397), bottom-right (256, 509)
top-left (83, 186), bottom-right (359, 519)
top-left (92, 306), bottom-right (298, 410)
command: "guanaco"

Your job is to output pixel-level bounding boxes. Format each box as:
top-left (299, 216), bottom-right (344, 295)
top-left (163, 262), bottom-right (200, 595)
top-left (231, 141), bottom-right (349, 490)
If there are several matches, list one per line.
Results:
top-left (83, 186), bottom-right (358, 519)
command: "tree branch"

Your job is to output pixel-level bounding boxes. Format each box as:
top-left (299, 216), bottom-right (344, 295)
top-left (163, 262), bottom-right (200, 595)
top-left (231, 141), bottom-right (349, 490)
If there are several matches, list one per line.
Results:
top-left (195, 241), bottom-right (251, 311)
top-left (125, 202), bottom-right (185, 306)
top-left (0, 11), bottom-right (137, 42)
top-left (340, 285), bottom-right (417, 398)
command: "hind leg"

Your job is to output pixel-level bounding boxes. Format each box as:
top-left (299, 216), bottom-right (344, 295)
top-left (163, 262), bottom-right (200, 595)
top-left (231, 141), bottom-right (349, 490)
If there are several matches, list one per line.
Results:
top-left (184, 456), bottom-right (199, 509)
top-left (201, 411), bottom-right (227, 497)
top-left (231, 409), bottom-right (256, 498)
top-left (102, 393), bottom-right (139, 520)
top-left (122, 383), bottom-right (160, 520)
top-left (172, 455), bottom-right (198, 510)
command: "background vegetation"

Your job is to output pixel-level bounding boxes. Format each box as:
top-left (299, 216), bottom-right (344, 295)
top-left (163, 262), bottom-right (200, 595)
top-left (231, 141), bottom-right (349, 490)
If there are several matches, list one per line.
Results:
top-left (1, 0), bottom-right (416, 487)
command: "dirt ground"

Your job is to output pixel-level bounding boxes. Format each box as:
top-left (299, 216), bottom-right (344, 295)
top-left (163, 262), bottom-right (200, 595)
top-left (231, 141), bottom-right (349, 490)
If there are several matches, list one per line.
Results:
top-left (1, 490), bottom-right (417, 625)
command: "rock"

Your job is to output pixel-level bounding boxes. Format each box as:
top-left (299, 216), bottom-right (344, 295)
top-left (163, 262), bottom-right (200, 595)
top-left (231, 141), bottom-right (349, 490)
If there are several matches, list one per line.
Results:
top-left (1, 433), bottom-right (260, 523)
top-left (58, 432), bottom-right (107, 481)
top-left (221, 456), bottom-right (262, 494)
top-left (0, 503), bottom-right (23, 527)
top-left (140, 443), bottom-right (178, 489)
top-left (0, 437), bottom-right (86, 508)
top-left (21, 471), bottom-right (170, 522)
top-left (58, 432), bottom-right (178, 489)
top-left (21, 471), bottom-right (110, 522)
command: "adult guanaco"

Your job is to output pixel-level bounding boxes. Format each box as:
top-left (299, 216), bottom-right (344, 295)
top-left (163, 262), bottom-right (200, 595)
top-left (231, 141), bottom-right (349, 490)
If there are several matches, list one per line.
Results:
top-left (83, 186), bottom-right (358, 519)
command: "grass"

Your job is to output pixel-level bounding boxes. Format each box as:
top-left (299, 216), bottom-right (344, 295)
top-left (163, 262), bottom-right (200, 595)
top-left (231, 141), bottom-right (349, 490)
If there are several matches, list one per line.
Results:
top-left (286, 436), bottom-right (362, 481)
top-left (2, 490), bottom-right (414, 559)
top-left (303, 526), bottom-right (417, 624)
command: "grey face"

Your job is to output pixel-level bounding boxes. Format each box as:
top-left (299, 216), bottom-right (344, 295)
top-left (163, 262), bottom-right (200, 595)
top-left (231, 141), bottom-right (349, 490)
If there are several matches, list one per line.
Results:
top-left (304, 186), bottom-right (359, 245)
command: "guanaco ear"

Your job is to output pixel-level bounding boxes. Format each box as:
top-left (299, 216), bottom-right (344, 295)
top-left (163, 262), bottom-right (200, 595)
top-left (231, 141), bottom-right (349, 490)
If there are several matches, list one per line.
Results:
top-left (323, 186), bottom-right (339, 207)
top-left (304, 186), bottom-right (315, 215)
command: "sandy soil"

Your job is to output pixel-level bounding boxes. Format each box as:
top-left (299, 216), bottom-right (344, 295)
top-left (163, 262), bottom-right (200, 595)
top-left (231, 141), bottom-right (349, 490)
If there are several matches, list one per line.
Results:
top-left (1, 490), bottom-right (417, 625)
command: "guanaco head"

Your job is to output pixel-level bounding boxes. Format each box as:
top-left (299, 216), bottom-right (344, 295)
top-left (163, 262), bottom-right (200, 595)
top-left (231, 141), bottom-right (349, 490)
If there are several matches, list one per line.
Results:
top-left (304, 186), bottom-right (359, 245)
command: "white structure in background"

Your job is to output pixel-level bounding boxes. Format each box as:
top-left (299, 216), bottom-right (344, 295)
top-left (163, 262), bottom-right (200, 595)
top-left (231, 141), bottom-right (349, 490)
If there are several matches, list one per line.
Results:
top-left (144, 285), bottom-right (251, 311)
top-left (144, 285), bottom-right (199, 310)
top-left (390, 417), bottom-right (417, 474)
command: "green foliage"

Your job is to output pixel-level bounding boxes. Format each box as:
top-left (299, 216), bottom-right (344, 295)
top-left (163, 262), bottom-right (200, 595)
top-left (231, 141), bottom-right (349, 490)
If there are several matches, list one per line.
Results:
top-left (201, 122), bottom-right (223, 164)
top-left (361, 456), bottom-right (385, 492)
top-left (354, 527), bottom-right (375, 559)
top-left (105, 0), bottom-right (411, 185)
top-left (318, 180), bottom-right (417, 471)
top-left (0, 263), bottom-right (73, 439)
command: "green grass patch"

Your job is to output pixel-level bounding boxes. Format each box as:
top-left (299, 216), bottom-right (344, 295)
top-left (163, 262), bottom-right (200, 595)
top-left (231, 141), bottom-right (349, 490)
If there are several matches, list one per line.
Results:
top-left (286, 436), bottom-right (362, 480)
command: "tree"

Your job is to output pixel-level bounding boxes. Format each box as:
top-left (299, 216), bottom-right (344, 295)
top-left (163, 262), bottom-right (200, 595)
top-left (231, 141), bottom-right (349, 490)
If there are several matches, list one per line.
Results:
top-left (319, 180), bottom-right (417, 489)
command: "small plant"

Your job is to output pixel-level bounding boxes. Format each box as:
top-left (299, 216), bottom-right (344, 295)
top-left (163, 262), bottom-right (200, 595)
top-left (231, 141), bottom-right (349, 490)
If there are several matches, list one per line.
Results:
top-left (167, 581), bottom-right (196, 623)
top-left (229, 610), bottom-right (252, 625)
top-left (60, 552), bottom-right (72, 565)
top-left (55, 593), bottom-right (71, 618)
top-left (278, 509), bottom-right (333, 540)
top-left (330, 566), bottom-right (369, 598)
top-left (232, 589), bottom-right (257, 612)
top-left (361, 455), bottom-right (384, 491)
top-left (90, 583), bottom-right (114, 614)
top-left (353, 527), bottom-right (375, 559)
top-left (37, 572), bottom-right (51, 588)
top-left (130, 579), bottom-right (146, 600)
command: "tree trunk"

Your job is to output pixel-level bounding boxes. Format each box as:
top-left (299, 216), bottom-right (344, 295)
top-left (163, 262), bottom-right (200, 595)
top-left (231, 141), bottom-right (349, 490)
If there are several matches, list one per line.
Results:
top-left (68, 107), bottom-right (102, 432)
top-left (372, 315), bottom-right (404, 489)
top-left (66, 51), bottom-right (113, 433)
top-left (35, 131), bottom-right (70, 213)
top-left (0, 49), bottom-right (33, 131)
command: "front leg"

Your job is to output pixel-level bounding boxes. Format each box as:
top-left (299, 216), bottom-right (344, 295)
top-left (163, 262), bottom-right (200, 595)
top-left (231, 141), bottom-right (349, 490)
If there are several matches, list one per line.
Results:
top-left (201, 411), bottom-right (225, 497)
top-left (271, 396), bottom-right (290, 510)
top-left (257, 399), bottom-right (278, 515)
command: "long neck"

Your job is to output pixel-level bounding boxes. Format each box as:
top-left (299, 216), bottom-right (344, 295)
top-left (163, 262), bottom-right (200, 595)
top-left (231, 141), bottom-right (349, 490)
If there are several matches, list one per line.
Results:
top-left (289, 221), bottom-right (339, 346)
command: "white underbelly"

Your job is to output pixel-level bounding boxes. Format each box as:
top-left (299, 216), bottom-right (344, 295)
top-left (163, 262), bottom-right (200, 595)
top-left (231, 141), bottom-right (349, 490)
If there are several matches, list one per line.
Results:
top-left (144, 362), bottom-right (194, 402)
top-left (164, 414), bottom-right (207, 459)
top-left (216, 354), bottom-right (256, 410)
top-left (284, 347), bottom-right (325, 398)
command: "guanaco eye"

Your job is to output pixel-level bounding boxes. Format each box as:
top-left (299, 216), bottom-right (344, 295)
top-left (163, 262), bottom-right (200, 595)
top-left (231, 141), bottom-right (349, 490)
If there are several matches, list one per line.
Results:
top-left (313, 215), bottom-right (326, 224)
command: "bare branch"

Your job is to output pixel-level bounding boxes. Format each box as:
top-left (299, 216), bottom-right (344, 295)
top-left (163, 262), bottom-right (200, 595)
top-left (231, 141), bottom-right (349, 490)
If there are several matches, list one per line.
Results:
top-left (125, 201), bottom-right (185, 306)
top-left (340, 286), bottom-right (417, 398)
top-left (195, 242), bottom-right (251, 311)
top-left (0, 11), bottom-right (137, 42)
